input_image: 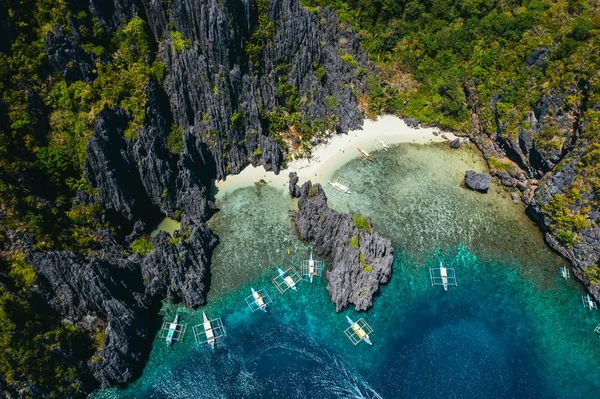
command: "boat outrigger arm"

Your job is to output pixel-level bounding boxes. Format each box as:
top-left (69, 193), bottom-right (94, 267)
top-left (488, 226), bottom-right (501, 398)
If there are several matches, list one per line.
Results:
top-left (272, 267), bottom-right (303, 294)
top-left (159, 313), bottom-right (187, 345)
top-left (344, 315), bottom-right (374, 346)
top-left (192, 313), bottom-right (225, 347)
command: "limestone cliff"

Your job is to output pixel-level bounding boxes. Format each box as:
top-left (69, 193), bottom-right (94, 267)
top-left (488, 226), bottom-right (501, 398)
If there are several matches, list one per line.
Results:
top-left (290, 174), bottom-right (394, 311)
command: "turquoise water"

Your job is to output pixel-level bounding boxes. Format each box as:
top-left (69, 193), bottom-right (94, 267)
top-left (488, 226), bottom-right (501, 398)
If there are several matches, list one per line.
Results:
top-left (94, 143), bottom-right (600, 398)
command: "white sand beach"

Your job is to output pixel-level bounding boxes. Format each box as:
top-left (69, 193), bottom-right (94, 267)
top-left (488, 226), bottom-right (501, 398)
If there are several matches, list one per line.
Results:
top-left (214, 115), bottom-right (460, 195)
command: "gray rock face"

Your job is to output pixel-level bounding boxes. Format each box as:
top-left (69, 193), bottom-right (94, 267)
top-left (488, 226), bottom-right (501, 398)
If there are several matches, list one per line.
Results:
top-left (450, 138), bottom-right (461, 149)
top-left (292, 180), bottom-right (393, 311)
top-left (141, 223), bottom-right (218, 307)
top-left (28, 251), bottom-right (150, 387)
top-left (83, 0), bottom-right (370, 180)
top-left (288, 171), bottom-right (301, 198)
top-left (464, 170), bottom-right (491, 193)
top-left (24, 0), bottom-right (374, 393)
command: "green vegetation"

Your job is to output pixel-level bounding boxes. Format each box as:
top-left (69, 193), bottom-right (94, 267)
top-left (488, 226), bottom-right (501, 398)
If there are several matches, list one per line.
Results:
top-left (314, 64), bottom-right (326, 80)
top-left (131, 235), bottom-right (153, 255)
top-left (308, 185), bottom-right (319, 198)
top-left (359, 251), bottom-right (371, 272)
top-left (325, 95), bottom-right (337, 110)
top-left (352, 214), bottom-right (371, 233)
top-left (0, 251), bottom-right (86, 395)
top-left (253, 148), bottom-right (263, 157)
top-left (340, 53), bottom-right (358, 68)
top-left (245, 0), bottom-right (274, 69)
top-left (302, 0), bottom-right (600, 135)
top-left (542, 192), bottom-right (589, 247)
top-left (488, 156), bottom-right (516, 173)
top-left (167, 123), bottom-right (185, 153)
top-left (170, 30), bottom-right (190, 52)
top-left (584, 265), bottom-right (600, 285)
top-left (350, 235), bottom-right (358, 249)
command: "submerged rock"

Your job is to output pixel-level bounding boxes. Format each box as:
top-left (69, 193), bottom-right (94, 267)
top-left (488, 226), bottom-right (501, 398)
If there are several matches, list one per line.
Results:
top-left (292, 179), bottom-right (393, 311)
top-left (465, 170), bottom-right (491, 193)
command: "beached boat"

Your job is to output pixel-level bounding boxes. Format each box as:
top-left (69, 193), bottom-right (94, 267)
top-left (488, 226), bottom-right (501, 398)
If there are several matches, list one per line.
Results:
top-left (278, 267), bottom-right (297, 291)
top-left (378, 139), bottom-right (388, 151)
top-left (166, 314), bottom-right (179, 345)
top-left (346, 315), bottom-right (372, 345)
top-left (328, 180), bottom-right (351, 193)
top-left (251, 287), bottom-right (268, 312)
top-left (357, 147), bottom-right (373, 161)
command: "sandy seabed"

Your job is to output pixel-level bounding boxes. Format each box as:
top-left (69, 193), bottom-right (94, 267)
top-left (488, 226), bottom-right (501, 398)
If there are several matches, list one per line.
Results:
top-left (214, 115), bottom-right (459, 195)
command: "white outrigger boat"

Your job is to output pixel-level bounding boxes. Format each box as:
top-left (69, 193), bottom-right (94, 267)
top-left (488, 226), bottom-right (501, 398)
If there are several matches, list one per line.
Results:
top-left (166, 314), bottom-right (179, 345)
top-left (344, 315), bottom-right (373, 346)
top-left (328, 180), bottom-right (351, 193)
top-left (440, 262), bottom-right (449, 292)
top-left (159, 313), bottom-right (187, 345)
top-left (192, 312), bottom-right (225, 347)
top-left (378, 139), bottom-right (388, 151)
top-left (278, 267), bottom-right (297, 291)
top-left (202, 312), bottom-right (215, 348)
top-left (300, 251), bottom-right (324, 283)
top-left (246, 287), bottom-right (272, 312)
top-left (560, 265), bottom-right (570, 280)
top-left (582, 294), bottom-right (597, 310)
top-left (272, 266), bottom-right (303, 294)
top-left (308, 252), bottom-right (316, 283)
top-left (429, 262), bottom-right (457, 291)
top-left (251, 287), bottom-right (268, 312)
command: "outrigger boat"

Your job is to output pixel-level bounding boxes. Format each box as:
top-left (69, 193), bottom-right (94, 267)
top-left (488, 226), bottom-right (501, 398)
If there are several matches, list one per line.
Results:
top-left (246, 287), bottom-right (272, 312)
top-left (346, 315), bottom-right (372, 345)
top-left (378, 139), bottom-right (388, 151)
top-left (192, 313), bottom-right (225, 346)
top-left (582, 294), bottom-right (597, 310)
top-left (439, 262), bottom-right (449, 292)
top-left (202, 312), bottom-right (215, 348)
top-left (357, 147), bottom-right (373, 161)
top-left (308, 252), bottom-right (316, 283)
top-left (278, 267), bottom-right (297, 291)
top-left (251, 287), bottom-right (268, 312)
top-left (166, 314), bottom-right (179, 345)
top-left (429, 262), bottom-right (457, 291)
top-left (328, 180), bottom-right (351, 194)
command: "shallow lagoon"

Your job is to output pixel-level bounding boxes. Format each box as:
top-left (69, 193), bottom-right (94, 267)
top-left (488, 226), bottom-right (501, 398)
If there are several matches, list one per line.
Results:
top-left (95, 143), bottom-right (600, 398)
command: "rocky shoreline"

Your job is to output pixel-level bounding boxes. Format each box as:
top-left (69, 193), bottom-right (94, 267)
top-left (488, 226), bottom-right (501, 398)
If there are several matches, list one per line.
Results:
top-left (289, 173), bottom-right (394, 311)
top-left (2, 0), bottom-right (600, 397)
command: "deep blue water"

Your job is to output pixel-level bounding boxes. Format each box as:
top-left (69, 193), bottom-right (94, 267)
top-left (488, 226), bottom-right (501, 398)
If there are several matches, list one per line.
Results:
top-left (94, 143), bottom-right (600, 399)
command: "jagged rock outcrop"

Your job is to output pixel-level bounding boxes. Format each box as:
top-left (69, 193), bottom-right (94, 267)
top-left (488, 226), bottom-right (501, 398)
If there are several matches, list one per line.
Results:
top-left (464, 171), bottom-right (491, 193)
top-left (28, 250), bottom-right (150, 387)
top-left (141, 223), bottom-right (218, 307)
top-left (288, 171), bottom-right (301, 197)
top-left (84, 0), bottom-right (369, 181)
top-left (465, 64), bottom-right (600, 302)
top-left (292, 179), bottom-right (393, 311)
top-left (14, 0), bottom-right (375, 394)
top-left (45, 23), bottom-right (93, 83)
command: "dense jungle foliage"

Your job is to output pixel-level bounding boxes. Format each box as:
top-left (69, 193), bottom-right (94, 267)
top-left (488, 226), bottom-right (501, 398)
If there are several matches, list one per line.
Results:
top-left (303, 0), bottom-right (600, 246)
top-left (0, 0), bottom-right (157, 394)
top-left (2, 0), bottom-right (600, 395)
